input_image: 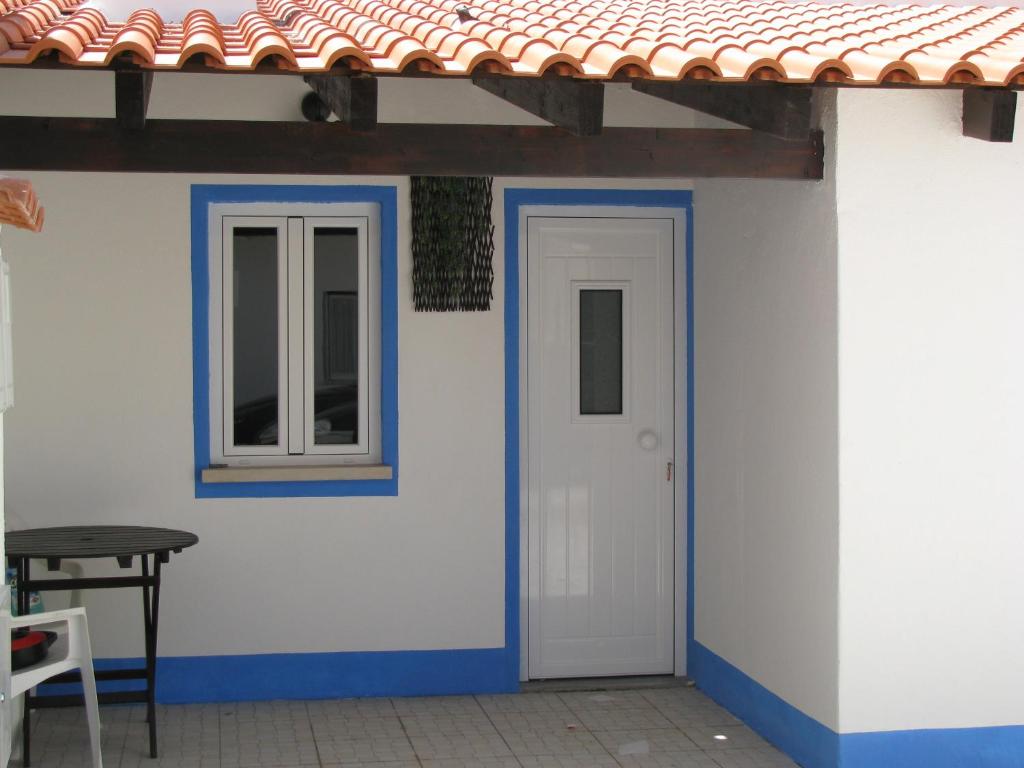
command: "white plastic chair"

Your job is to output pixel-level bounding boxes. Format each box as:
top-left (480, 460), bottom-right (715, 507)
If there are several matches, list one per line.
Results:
top-left (1, 607), bottom-right (103, 768)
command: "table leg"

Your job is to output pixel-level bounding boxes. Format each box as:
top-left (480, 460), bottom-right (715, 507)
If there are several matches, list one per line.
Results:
top-left (141, 554), bottom-right (162, 758)
top-left (18, 557), bottom-right (32, 767)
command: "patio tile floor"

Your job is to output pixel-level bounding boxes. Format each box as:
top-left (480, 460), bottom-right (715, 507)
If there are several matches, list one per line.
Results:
top-left (17, 686), bottom-right (798, 768)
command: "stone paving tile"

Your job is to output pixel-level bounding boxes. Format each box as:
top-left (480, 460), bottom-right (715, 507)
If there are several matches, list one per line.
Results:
top-left (310, 714), bottom-right (408, 741)
top-left (680, 725), bottom-right (771, 751)
top-left (557, 692), bottom-right (673, 731)
top-left (307, 700), bottom-right (398, 719)
top-left (121, 721), bottom-right (220, 768)
top-left (640, 689), bottom-right (716, 711)
top-left (421, 759), bottom-right (522, 767)
top-left (20, 687), bottom-right (797, 768)
top-left (219, 702), bottom-right (318, 768)
top-left (568, 708), bottom-right (673, 732)
top-left (391, 696), bottom-right (484, 717)
top-left (499, 727), bottom-right (610, 759)
top-left (487, 711), bottom-right (584, 734)
top-left (704, 747), bottom-right (797, 767)
top-left (517, 756), bottom-right (619, 768)
top-left (399, 713), bottom-right (496, 737)
top-left (558, 692), bottom-right (654, 711)
top-left (593, 728), bottom-right (701, 755)
top-left (25, 709), bottom-right (125, 768)
top-left (405, 733), bottom-right (512, 765)
top-left (616, 752), bottom-right (724, 768)
top-left (313, 734), bottom-right (417, 764)
top-left (655, 706), bottom-right (741, 730)
top-left (477, 694), bottom-right (572, 715)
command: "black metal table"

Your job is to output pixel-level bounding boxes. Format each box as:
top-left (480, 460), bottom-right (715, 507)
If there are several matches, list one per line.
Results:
top-left (6, 525), bottom-right (198, 764)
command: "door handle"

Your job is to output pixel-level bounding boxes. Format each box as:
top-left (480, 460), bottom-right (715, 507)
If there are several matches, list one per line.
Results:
top-left (638, 430), bottom-right (659, 450)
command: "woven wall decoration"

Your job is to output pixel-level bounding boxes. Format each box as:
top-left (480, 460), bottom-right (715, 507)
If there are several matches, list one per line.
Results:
top-left (411, 176), bottom-right (494, 311)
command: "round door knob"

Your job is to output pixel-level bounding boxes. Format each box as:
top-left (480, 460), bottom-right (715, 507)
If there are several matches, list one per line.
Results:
top-left (638, 430), bottom-right (659, 451)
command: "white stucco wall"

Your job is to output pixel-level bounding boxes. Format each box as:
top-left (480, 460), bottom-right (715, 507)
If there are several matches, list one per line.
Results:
top-left (1, 169), bottom-right (509, 657)
top-left (0, 69), bottom-right (699, 662)
top-left (834, 89), bottom-right (1024, 734)
top-left (691, 94), bottom-right (840, 730)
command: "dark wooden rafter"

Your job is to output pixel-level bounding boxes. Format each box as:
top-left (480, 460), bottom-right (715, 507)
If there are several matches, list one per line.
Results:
top-left (472, 76), bottom-right (604, 136)
top-left (633, 81), bottom-right (813, 141)
top-left (303, 74), bottom-right (378, 132)
top-left (962, 88), bottom-right (1016, 142)
top-left (114, 69), bottom-right (153, 130)
top-left (0, 117), bottom-right (823, 179)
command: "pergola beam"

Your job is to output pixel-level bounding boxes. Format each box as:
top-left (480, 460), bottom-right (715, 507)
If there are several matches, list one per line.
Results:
top-left (303, 75), bottom-right (378, 132)
top-left (472, 76), bottom-right (604, 136)
top-left (962, 88), bottom-right (1016, 142)
top-left (633, 82), bottom-right (813, 140)
top-left (0, 117), bottom-right (823, 179)
top-left (114, 69), bottom-right (153, 130)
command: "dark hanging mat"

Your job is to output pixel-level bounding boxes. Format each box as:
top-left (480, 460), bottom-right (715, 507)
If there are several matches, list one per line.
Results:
top-left (411, 176), bottom-right (494, 312)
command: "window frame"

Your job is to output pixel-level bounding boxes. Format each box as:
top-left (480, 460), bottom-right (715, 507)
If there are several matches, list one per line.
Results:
top-left (191, 185), bottom-right (399, 498)
top-left (209, 204), bottom-right (380, 466)
top-left (571, 280), bottom-right (631, 424)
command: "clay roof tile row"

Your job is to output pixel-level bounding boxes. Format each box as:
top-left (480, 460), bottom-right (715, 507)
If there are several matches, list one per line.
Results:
top-left (1, 0), bottom-right (1024, 84)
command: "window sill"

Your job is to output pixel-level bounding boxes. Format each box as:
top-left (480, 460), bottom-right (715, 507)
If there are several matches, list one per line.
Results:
top-left (201, 464), bottom-right (393, 484)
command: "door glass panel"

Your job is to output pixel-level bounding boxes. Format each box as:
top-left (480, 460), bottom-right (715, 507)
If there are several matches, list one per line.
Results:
top-left (579, 289), bottom-right (623, 415)
top-left (232, 227), bottom-right (279, 446)
top-left (313, 227), bottom-right (360, 445)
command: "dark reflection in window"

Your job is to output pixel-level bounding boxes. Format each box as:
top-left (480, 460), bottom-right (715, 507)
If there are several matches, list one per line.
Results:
top-left (232, 228), bottom-right (278, 446)
top-left (314, 228), bottom-right (360, 445)
top-left (580, 289), bottom-right (623, 416)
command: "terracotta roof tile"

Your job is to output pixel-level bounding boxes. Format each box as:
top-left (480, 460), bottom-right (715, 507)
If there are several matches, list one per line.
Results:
top-left (0, 178), bottom-right (44, 232)
top-left (2, 0), bottom-right (1024, 84)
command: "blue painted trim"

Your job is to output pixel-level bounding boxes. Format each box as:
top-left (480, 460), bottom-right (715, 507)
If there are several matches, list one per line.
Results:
top-left (190, 185), bottom-right (398, 498)
top-left (503, 192), bottom-right (521, 687)
top-left (503, 187), bottom-right (694, 686)
top-left (684, 200), bottom-right (696, 672)
top-left (692, 641), bottom-right (1024, 768)
top-left (840, 725), bottom-right (1024, 768)
top-left (692, 642), bottom-right (839, 768)
top-left (68, 650), bottom-right (513, 703)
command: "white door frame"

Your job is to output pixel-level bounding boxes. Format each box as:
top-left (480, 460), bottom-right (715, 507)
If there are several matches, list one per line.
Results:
top-left (517, 204), bottom-right (689, 681)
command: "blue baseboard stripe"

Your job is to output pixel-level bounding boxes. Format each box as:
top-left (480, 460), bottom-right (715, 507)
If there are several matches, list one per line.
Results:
top-left (691, 642), bottom-right (838, 768)
top-left (85, 648), bottom-right (518, 704)
top-left (693, 642), bottom-right (1024, 768)
top-left (840, 726), bottom-right (1024, 768)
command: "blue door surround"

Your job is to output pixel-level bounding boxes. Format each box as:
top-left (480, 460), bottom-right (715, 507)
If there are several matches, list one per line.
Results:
top-left (502, 187), bottom-right (696, 687)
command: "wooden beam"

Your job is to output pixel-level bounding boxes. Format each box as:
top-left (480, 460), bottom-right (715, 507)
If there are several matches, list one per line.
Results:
top-left (114, 69), bottom-right (153, 130)
top-left (472, 76), bottom-right (604, 136)
top-left (303, 75), bottom-right (378, 132)
top-left (0, 117), bottom-right (823, 179)
top-left (962, 88), bottom-right (1016, 142)
top-left (633, 82), bottom-right (812, 140)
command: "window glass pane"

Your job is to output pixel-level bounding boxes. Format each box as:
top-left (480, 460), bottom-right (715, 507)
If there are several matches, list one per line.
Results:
top-left (232, 227), bottom-right (279, 446)
top-left (580, 289), bottom-right (623, 416)
top-left (313, 227), bottom-right (360, 445)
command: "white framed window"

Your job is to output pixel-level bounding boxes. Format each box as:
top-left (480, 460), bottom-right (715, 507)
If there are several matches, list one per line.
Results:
top-left (571, 281), bottom-right (630, 423)
top-left (208, 203), bottom-right (381, 466)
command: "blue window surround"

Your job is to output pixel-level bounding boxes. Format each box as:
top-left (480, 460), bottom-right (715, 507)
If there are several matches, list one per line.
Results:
top-left (502, 187), bottom-right (695, 690)
top-left (190, 185), bottom-right (399, 498)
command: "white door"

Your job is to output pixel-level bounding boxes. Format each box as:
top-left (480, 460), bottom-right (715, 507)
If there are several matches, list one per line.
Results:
top-left (527, 215), bottom-right (676, 678)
